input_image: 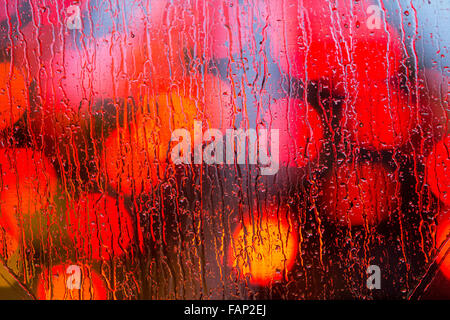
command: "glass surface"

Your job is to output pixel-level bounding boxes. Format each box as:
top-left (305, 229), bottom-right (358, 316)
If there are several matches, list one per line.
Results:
top-left (0, 0), bottom-right (448, 300)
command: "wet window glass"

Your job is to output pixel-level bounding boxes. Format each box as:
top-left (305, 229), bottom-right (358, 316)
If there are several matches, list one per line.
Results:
top-left (0, 0), bottom-right (448, 300)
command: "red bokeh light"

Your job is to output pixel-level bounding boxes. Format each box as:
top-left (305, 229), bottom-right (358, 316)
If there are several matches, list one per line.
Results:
top-left (426, 136), bottom-right (450, 206)
top-left (264, 98), bottom-right (324, 168)
top-left (66, 193), bottom-right (134, 261)
top-left (321, 161), bottom-right (398, 227)
top-left (0, 148), bottom-right (58, 243)
top-left (268, 0), bottom-right (403, 95)
top-left (436, 212), bottom-right (450, 279)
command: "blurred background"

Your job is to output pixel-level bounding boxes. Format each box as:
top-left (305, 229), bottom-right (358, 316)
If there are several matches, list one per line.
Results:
top-left (0, 0), bottom-right (448, 300)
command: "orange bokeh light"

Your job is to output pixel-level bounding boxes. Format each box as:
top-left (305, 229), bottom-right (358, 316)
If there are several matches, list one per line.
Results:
top-left (0, 62), bottom-right (27, 131)
top-left (104, 76), bottom-right (232, 195)
top-left (229, 213), bottom-right (297, 286)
